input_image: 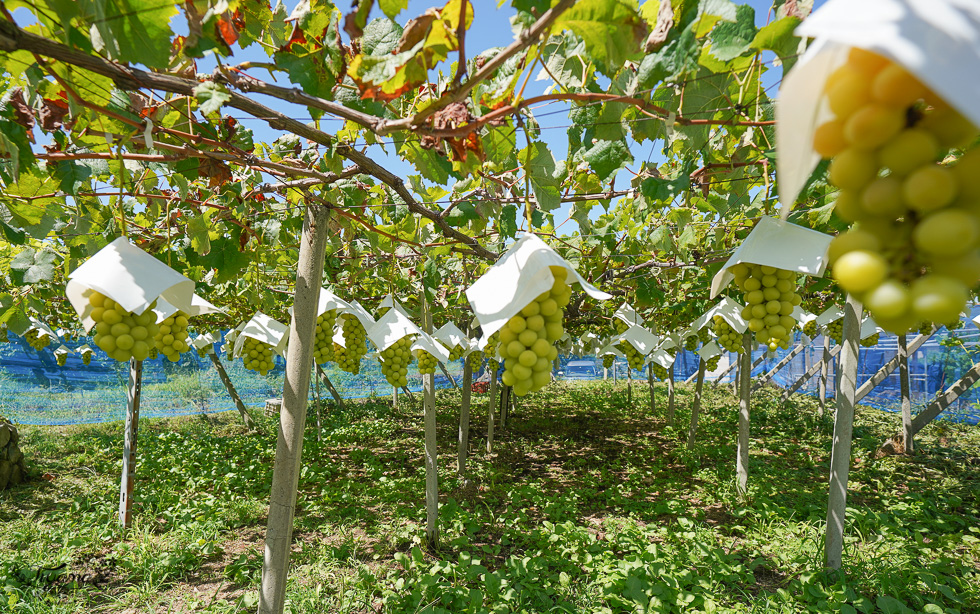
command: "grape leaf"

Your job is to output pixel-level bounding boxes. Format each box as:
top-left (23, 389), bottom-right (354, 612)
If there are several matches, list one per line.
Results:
top-left (85, 0), bottom-right (179, 70)
top-left (554, 0), bottom-right (648, 76)
top-left (709, 3), bottom-right (756, 61)
top-left (583, 140), bottom-right (632, 181)
top-left (379, 0), bottom-right (408, 18)
top-left (10, 247), bottom-right (57, 284)
top-left (193, 82), bottom-right (232, 116)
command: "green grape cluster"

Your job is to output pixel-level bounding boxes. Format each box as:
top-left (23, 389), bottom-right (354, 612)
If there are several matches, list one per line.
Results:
top-left (732, 263), bottom-right (801, 351)
top-left (448, 344), bottom-right (465, 361)
top-left (88, 291), bottom-right (158, 362)
top-left (415, 348), bottom-right (439, 376)
top-left (706, 355), bottom-right (721, 371)
top-left (484, 331), bottom-right (500, 361)
top-left (0, 326), bottom-right (8, 343)
top-left (665, 346), bottom-right (678, 357)
top-left (651, 363), bottom-right (669, 379)
top-left (334, 315), bottom-right (368, 374)
top-left (155, 312), bottom-right (190, 363)
top-left (602, 354), bottom-right (615, 369)
top-left (25, 328), bottom-right (53, 351)
top-left (618, 341), bottom-right (645, 370)
top-left (499, 266), bottom-right (570, 396)
top-left (488, 358), bottom-right (500, 381)
top-left (945, 319), bottom-right (964, 331)
top-left (614, 319), bottom-right (629, 334)
top-left (380, 336), bottom-right (413, 387)
top-left (802, 320), bottom-right (818, 338)
top-left (149, 348), bottom-right (159, 360)
top-left (242, 336), bottom-right (274, 375)
top-left (816, 48), bottom-right (980, 332)
top-left (710, 316), bottom-right (743, 353)
top-left (860, 333), bottom-right (880, 347)
top-left (697, 327), bottom-right (711, 344)
top-left (918, 322), bottom-right (933, 336)
top-left (826, 318), bottom-right (845, 344)
top-left (684, 335), bottom-right (698, 351)
top-left (467, 349), bottom-right (483, 372)
top-left (197, 347), bottom-right (208, 359)
top-left (56, 352), bottom-right (67, 367)
top-left (313, 309), bottom-right (338, 364)
top-left (81, 350), bottom-right (92, 366)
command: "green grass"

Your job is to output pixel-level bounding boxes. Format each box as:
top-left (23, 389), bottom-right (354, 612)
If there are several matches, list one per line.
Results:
top-left (1, 381), bottom-right (978, 613)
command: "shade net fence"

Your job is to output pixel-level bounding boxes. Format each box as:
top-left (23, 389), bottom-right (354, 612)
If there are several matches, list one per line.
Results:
top-left (2, 326), bottom-right (980, 427)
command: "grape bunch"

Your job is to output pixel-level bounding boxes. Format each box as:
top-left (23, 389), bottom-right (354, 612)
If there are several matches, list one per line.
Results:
top-left (618, 341), bottom-right (645, 370)
top-left (25, 328), bottom-right (53, 351)
top-left (665, 346), bottom-right (678, 357)
top-left (0, 326), bottom-right (7, 343)
top-left (945, 319), bottom-right (964, 331)
top-left (448, 344), bottom-right (465, 361)
top-left (614, 318), bottom-right (630, 335)
top-left (313, 309), bottom-right (338, 364)
top-left (498, 266), bottom-right (570, 396)
top-left (80, 349), bottom-right (93, 366)
top-left (88, 291), bottom-right (158, 362)
top-left (816, 48), bottom-right (980, 332)
top-left (379, 336), bottom-right (413, 387)
top-left (684, 335), bottom-right (698, 351)
top-left (802, 319), bottom-right (818, 338)
top-left (918, 322), bottom-right (934, 336)
top-left (484, 331), bottom-right (500, 361)
top-left (732, 263), bottom-right (801, 351)
top-left (602, 354), bottom-right (615, 369)
top-left (705, 355), bottom-right (721, 371)
top-left (826, 318), bottom-right (845, 344)
top-left (467, 349), bottom-right (484, 372)
top-left (860, 333), bottom-right (880, 347)
top-left (415, 349), bottom-right (439, 376)
top-left (155, 312), bottom-right (190, 363)
top-left (241, 336), bottom-right (275, 375)
top-left (697, 327), bottom-right (711, 344)
top-left (711, 316), bottom-right (744, 353)
top-left (651, 363), bottom-right (669, 379)
top-left (149, 348), bottom-right (159, 360)
top-left (197, 347), bottom-right (209, 359)
top-left (56, 352), bottom-right (68, 367)
top-left (333, 314), bottom-right (368, 374)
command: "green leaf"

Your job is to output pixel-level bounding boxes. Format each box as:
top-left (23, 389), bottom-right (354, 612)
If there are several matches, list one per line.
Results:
top-left (637, 25), bottom-right (699, 88)
top-left (554, 0), bottom-right (648, 76)
top-left (190, 236), bottom-right (250, 284)
top-left (193, 82), bottom-right (232, 116)
top-left (53, 160), bottom-right (92, 197)
top-left (10, 247), bottom-right (57, 284)
top-left (583, 140), bottom-right (632, 181)
top-left (522, 142), bottom-right (562, 212)
top-left (378, 0), bottom-right (408, 18)
top-left (361, 17), bottom-right (403, 55)
top-left (0, 170), bottom-right (59, 226)
top-left (709, 4), bottom-right (756, 61)
top-left (499, 205), bottom-right (518, 239)
top-left (85, 0), bottom-right (179, 70)
top-left (0, 219), bottom-right (27, 245)
top-left (185, 213), bottom-right (212, 256)
top-left (649, 225), bottom-right (672, 252)
top-left (751, 16), bottom-right (802, 72)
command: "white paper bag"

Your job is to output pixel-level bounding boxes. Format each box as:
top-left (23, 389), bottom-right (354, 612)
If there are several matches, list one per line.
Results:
top-left (192, 332), bottom-right (219, 353)
top-left (613, 303), bottom-right (643, 327)
top-left (343, 300), bottom-right (377, 330)
top-left (27, 318), bottom-right (59, 341)
top-left (598, 343), bottom-right (626, 359)
top-left (646, 349), bottom-right (676, 368)
top-left (234, 312), bottom-right (289, 358)
top-left (697, 341), bottom-right (722, 361)
top-left (378, 294), bottom-right (413, 319)
top-left (434, 322), bottom-right (467, 350)
top-left (777, 0), bottom-right (980, 210)
top-left (77, 344), bottom-right (94, 357)
top-left (411, 332), bottom-right (451, 363)
top-left (710, 217), bottom-right (833, 298)
top-left (689, 298), bottom-right (749, 334)
top-left (815, 305), bottom-right (844, 327)
top-left (466, 234), bottom-right (612, 343)
top-left (66, 237), bottom-right (195, 332)
top-left (54, 344), bottom-right (71, 358)
top-left (154, 294), bottom-right (223, 321)
top-left (368, 307), bottom-right (422, 352)
top-left (617, 325), bottom-right (660, 355)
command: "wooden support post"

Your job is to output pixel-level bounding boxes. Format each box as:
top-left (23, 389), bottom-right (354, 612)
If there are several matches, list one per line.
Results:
top-left (825, 294), bottom-right (862, 572)
top-left (457, 357), bottom-right (473, 474)
top-left (208, 352), bottom-right (255, 429)
top-left (314, 364), bottom-right (345, 411)
top-left (686, 358), bottom-right (707, 448)
top-left (855, 328), bottom-right (934, 403)
top-left (898, 334), bottom-right (913, 454)
top-left (666, 365), bottom-right (675, 426)
top-left (486, 369), bottom-right (497, 453)
top-left (736, 333), bottom-right (751, 496)
top-left (647, 364), bottom-right (655, 414)
top-left (819, 336), bottom-right (830, 416)
top-left (780, 345), bottom-right (844, 402)
top-left (420, 296), bottom-right (439, 549)
top-left (440, 362), bottom-right (458, 389)
top-left (259, 204), bottom-right (328, 614)
top-left (118, 358), bottom-right (142, 528)
top-left (753, 344), bottom-right (805, 390)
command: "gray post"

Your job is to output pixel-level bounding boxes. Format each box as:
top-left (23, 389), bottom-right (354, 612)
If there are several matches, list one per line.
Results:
top-left (819, 335), bottom-right (830, 416)
top-left (647, 364), bottom-right (655, 413)
top-left (666, 364), bottom-right (675, 425)
top-left (898, 334), bottom-right (912, 454)
top-left (486, 368), bottom-right (497, 453)
top-left (259, 204), bottom-right (328, 614)
top-left (753, 343), bottom-right (805, 390)
top-left (209, 352), bottom-right (256, 428)
top-left (457, 357), bottom-right (473, 473)
top-left (780, 345), bottom-right (844, 402)
top-left (118, 358), bottom-right (143, 528)
top-left (825, 294), bottom-right (862, 572)
top-left (421, 297), bottom-right (439, 549)
top-left (440, 362), bottom-right (458, 389)
top-left (908, 361), bottom-right (980, 437)
top-left (687, 358), bottom-right (707, 448)
top-left (736, 333), bottom-right (751, 496)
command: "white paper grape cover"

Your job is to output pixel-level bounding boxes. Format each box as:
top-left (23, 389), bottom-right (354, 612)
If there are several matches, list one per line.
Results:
top-left (860, 316), bottom-right (882, 340)
top-left (710, 216), bottom-right (833, 298)
top-left (617, 325), bottom-right (660, 355)
top-left (697, 341), bottom-right (722, 361)
top-left (192, 332), bottom-right (219, 352)
top-left (343, 300), bottom-right (376, 330)
top-left (54, 344), bottom-right (71, 357)
top-left (689, 298), bottom-right (748, 334)
top-left (66, 237), bottom-right (195, 332)
top-left (433, 322), bottom-right (467, 351)
top-left (466, 234), bottom-right (612, 342)
top-left (777, 0), bottom-right (980, 210)
top-left (647, 349), bottom-right (676, 368)
top-left (378, 294), bottom-right (412, 319)
top-left (234, 313), bottom-right (289, 358)
top-left (411, 332), bottom-right (451, 363)
top-left (613, 303), bottom-right (642, 327)
top-left (154, 294), bottom-right (223, 321)
top-left (28, 318), bottom-right (58, 341)
top-left (77, 344), bottom-right (93, 356)
top-left (597, 343), bottom-right (625, 359)
top-left (816, 305), bottom-right (844, 327)
top-left (368, 307), bottom-right (422, 352)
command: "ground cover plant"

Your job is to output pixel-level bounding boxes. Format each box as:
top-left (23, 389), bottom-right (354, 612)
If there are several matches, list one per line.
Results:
top-left (1, 381), bottom-right (977, 613)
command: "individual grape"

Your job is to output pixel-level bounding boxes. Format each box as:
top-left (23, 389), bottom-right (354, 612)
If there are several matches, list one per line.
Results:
top-left (903, 166), bottom-right (957, 212)
top-left (730, 262), bottom-right (799, 351)
top-left (499, 266), bottom-right (568, 396)
top-left (833, 250), bottom-right (888, 294)
top-left (833, 190), bottom-right (864, 223)
top-left (871, 63), bottom-right (927, 107)
top-left (863, 280), bottom-right (911, 320)
top-left (602, 354), bottom-right (615, 369)
top-left (909, 275), bottom-right (968, 323)
top-left (241, 336), bottom-right (275, 376)
top-left (154, 311), bottom-right (190, 363)
top-left (380, 336), bottom-right (413, 387)
top-left (843, 103), bottom-right (905, 150)
top-left (861, 176), bottom-right (906, 217)
top-left (415, 348), bottom-right (439, 376)
top-left (878, 129), bottom-right (940, 176)
top-left (618, 341), bottom-right (644, 370)
top-left (919, 104), bottom-right (978, 148)
top-left (334, 314), bottom-right (368, 374)
top-left (829, 148), bottom-right (879, 190)
top-left (912, 209), bottom-right (979, 257)
top-left (710, 316), bottom-right (743, 353)
top-left (614, 318), bottom-right (629, 335)
top-left (313, 309), bottom-right (338, 364)
top-left (824, 65), bottom-right (872, 119)
top-left (814, 119), bottom-right (848, 158)
top-left (88, 290), bottom-right (158, 362)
